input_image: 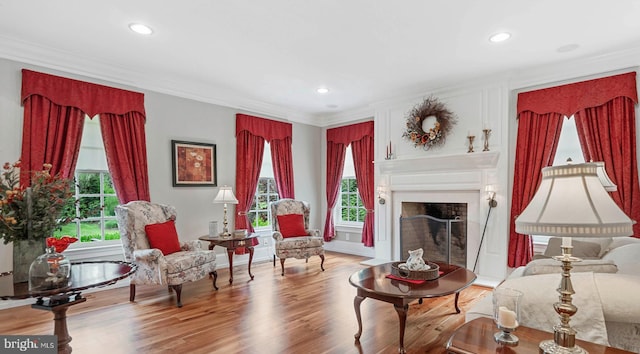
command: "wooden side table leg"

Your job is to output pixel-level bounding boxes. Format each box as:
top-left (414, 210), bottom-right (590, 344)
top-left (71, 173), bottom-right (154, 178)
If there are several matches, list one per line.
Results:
top-left (227, 248), bottom-right (234, 284)
top-left (454, 292), bottom-right (461, 313)
top-left (353, 295), bottom-right (365, 342)
top-left (394, 303), bottom-right (409, 354)
top-left (247, 246), bottom-right (255, 280)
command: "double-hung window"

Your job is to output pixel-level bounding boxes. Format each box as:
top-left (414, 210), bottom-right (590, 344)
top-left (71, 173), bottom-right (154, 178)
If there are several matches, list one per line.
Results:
top-left (248, 142), bottom-right (280, 230)
top-left (335, 145), bottom-right (365, 227)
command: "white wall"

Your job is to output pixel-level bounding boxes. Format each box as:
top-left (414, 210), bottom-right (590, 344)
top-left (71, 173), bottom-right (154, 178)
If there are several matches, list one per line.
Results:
top-left (0, 58), bottom-right (322, 272)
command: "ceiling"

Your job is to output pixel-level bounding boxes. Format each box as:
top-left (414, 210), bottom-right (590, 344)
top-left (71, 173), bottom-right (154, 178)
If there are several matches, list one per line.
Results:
top-left (1, 1), bottom-right (640, 125)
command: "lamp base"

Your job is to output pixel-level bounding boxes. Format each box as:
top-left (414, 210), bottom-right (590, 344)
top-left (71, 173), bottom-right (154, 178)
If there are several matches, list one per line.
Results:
top-left (540, 339), bottom-right (587, 354)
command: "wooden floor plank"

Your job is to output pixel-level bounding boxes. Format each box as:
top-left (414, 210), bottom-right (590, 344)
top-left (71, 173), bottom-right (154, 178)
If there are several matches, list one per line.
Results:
top-left (0, 252), bottom-right (491, 354)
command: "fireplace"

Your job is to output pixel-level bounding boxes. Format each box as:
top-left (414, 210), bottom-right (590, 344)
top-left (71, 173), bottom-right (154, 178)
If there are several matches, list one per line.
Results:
top-left (400, 202), bottom-right (467, 267)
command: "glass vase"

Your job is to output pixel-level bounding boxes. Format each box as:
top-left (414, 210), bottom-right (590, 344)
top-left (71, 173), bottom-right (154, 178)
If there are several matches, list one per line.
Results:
top-left (28, 246), bottom-right (71, 291)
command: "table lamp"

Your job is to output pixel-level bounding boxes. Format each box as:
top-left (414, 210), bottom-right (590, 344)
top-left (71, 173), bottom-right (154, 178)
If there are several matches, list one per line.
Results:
top-left (213, 185), bottom-right (238, 238)
top-left (515, 162), bottom-right (634, 354)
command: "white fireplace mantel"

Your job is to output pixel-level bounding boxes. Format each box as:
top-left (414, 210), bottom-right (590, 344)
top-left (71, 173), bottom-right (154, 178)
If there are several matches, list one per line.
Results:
top-left (376, 151), bottom-right (499, 175)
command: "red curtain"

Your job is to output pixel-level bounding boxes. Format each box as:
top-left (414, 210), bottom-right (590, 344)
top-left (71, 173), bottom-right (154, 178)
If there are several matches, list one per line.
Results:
top-left (511, 72), bottom-right (639, 266)
top-left (574, 96), bottom-right (640, 236)
top-left (236, 114), bottom-right (294, 199)
top-left (20, 69), bottom-right (148, 202)
top-left (323, 141), bottom-right (346, 241)
top-left (351, 135), bottom-right (375, 246)
top-left (324, 121), bottom-right (374, 243)
top-left (100, 112), bottom-right (151, 203)
top-left (270, 137), bottom-right (295, 199)
top-left (20, 95), bottom-right (85, 183)
top-left (509, 111), bottom-right (564, 267)
top-left (234, 130), bottom-right (265, 234)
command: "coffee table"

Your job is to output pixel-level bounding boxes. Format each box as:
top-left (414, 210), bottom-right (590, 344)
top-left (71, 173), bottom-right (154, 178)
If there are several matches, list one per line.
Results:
top-left (199, 233), bottom-right (260, 284)
top-left (349, 262), bottom-right (476, 354)
top-left (0, 261), bottom-right (136, 354)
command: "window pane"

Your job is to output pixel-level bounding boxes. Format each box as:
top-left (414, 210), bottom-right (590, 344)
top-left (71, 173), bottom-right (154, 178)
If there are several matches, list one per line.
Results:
top-left (341, 179), bottom-right (348, 192)
top-left (55, 223), bottom-right (77, 238)
top-left (79, 220), bottom-right (102, 242)
top-left (79, 197), bottom-right (101, 218)
top-left (103, 174), bottom-right (115, 194)
top-left (267, 178), bottom-right (277, 192)
top-left (103, 196), bottom-right (119, 217)
top-left (78, 173), bottom-right (100, 194)
top-left (104, 219), bottom-right (120, 240)
top-left (257, 178), bottom-right (268, 194)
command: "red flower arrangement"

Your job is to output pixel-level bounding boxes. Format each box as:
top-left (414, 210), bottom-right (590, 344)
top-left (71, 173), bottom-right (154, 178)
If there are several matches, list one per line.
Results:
top-left (46, 236), bottom-right (78, 253)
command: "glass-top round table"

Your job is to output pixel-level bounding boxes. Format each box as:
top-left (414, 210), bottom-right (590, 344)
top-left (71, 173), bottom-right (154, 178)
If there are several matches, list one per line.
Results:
top-left (0, 261), bottom-right (136, 354)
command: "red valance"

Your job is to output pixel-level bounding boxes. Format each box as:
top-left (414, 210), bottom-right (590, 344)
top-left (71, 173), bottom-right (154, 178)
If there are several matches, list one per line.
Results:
top-left (326, 121), bottom-right (374, 145)
top-left (517, 72), bottom-right (637, 116)
top-left (21, 69), bottom-right (146, 119)
top-left (236, 114), bottom-right (292, 141)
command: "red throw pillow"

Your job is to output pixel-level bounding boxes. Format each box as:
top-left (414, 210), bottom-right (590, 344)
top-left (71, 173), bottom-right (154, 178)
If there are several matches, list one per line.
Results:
top-left (144, 220), bottom-right (182, 255)
top-left (277, 214), bottom-right (307, 238)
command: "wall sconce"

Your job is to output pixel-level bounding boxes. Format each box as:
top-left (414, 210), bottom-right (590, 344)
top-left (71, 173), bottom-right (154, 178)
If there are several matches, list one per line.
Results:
top-left (485, 185), bottom-right (497, 208)
top-left (377, 185), bottom-right (387, 205)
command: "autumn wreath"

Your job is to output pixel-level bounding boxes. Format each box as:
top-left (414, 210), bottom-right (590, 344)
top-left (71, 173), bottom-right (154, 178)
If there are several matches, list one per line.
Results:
top-left (402, 96), bottom-right (457, 149)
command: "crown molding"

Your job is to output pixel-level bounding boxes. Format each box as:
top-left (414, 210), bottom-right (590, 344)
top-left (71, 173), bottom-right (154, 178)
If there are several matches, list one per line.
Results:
top-left (0, 35), bottom-right (319, 125)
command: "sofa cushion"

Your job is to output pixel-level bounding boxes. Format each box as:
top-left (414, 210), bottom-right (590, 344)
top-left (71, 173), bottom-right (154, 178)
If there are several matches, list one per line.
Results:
top-left (543, 237), bottom-right (612, 258)
top-left (144, 220), bottom-right (182, 255)
top-left (522, 258), bottom-right (618, 276)
top-left (277, 214), bottom-right (307, 238)
top-left (602, 243), bottom-right (640, 275)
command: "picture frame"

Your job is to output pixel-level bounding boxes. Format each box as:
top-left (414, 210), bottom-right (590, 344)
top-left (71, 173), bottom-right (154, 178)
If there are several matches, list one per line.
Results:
top-left (171, 140), bottom-right (217, 187)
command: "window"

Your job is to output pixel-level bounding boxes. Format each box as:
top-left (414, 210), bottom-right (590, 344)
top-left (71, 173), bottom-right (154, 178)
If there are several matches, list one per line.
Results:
top-left (336, 145), bottom-right (365, 225)
top-left (55, 116), bottom-right (120, 245)
top-left (340, 177), bottom-right (366, 223)
top-left (248, 142), bottom-right (279, 229)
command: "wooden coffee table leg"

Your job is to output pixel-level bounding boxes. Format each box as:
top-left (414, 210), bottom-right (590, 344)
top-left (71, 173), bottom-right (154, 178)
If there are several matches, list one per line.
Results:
top-left (227, 248), bottom-right (234, 284)
top-left (454, 292), bottom-right (461, 313)
top-left (394, 303), bottom-right (409, 354)
top-left (247, 246), bottom-right (255, 280)
top-left (353, 295), bottom-right (365, 341)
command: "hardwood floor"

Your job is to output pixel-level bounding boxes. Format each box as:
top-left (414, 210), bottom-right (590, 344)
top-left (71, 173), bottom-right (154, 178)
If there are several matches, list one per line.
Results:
top-left (0, 252), bottom-right (491, 354)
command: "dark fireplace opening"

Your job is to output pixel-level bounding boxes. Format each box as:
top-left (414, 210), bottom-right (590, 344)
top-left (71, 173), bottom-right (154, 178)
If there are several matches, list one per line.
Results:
top-left (400, 202), bottom-right (467, 268)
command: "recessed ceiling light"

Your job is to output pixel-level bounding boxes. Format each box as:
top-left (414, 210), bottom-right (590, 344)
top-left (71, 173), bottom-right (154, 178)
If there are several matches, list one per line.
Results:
top-left (489, 32), bottom-right (511, 43)
top-left (129, 23), bottom-right (153, 35)
top-left (316, 87), bottom-right (329, 94)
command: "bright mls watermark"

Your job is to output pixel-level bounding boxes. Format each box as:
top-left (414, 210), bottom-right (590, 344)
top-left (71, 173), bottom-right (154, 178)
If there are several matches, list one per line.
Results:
top-left (1, 335), bottom-right (56, 353)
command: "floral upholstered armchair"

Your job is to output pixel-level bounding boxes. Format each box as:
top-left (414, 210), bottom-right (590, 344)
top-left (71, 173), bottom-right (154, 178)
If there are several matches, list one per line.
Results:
top-left (270, 199), bottom-right (325, 276)
top-left (115, 201), bottom-right (218, 307)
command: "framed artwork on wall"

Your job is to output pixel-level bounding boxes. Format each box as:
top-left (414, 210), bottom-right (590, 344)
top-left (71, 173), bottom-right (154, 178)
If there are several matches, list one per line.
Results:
top-left (171, 140), bottom-right (217, 187)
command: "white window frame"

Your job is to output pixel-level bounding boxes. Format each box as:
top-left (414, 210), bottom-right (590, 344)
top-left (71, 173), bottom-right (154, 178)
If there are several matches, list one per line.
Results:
top-left (335, 176), bottom-right (365, 228)
top-left (248, 176), bottom-right (279, 232)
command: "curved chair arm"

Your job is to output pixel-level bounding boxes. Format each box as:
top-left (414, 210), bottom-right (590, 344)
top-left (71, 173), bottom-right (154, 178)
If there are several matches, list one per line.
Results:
top-left (181, 240), bottom-right (202, 251)
top-left (133, 248), bottom-right (164, 262)
top-left (307, 229), bottom-right (320, 237)
top-left (131, 248), bottom-right (169, 285)
top-left (272, 231), bottom-right (284, 241)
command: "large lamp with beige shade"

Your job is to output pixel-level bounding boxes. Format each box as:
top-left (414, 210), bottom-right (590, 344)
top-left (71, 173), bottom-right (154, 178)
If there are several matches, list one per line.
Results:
top-left (515, 162), bottom-right (634, 354)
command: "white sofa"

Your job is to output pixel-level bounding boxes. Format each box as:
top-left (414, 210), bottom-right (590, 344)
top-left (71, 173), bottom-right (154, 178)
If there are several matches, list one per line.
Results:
top-left (467, 237), bottom-right (640, 352)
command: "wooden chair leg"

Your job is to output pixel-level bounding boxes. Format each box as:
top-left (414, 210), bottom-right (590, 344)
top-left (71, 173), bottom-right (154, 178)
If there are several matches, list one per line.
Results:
top-left (170, 284), bottom-right (183, 308)
top-left (129, 284), bottom-right (136, 302)
top-left (273, 254), bottom-right (276, 267)
top-left (280, 258), bottom-right (286, 276)
top-left (211, 271), bottom-right (219, 290)
top-left (319, 254), bottom-right (325, 271)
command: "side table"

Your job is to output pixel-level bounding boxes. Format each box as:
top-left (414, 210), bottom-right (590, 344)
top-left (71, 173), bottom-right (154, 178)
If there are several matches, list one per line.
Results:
top-left (199, 233), bottom-right (259, 284)
top-left (446, 317), bottom-right (633, 354)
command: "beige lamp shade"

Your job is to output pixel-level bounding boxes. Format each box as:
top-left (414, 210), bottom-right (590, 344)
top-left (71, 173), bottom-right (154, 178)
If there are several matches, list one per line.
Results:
top-left (595, 161), bottom-right (617, 192)
top-left (515, 163), bottom-right (633, 238)
top-left (213, 186), bottom-right (238, 204)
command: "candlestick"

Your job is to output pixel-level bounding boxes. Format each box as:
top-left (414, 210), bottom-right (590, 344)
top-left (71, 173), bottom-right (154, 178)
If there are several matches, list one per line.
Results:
top-left (482, 129), bottom-right (491, 151)
top-left (467, 135), bottom-right (475, 153)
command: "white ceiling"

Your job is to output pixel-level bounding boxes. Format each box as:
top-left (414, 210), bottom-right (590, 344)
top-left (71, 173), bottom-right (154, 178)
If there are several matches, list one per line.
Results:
top-left (1, 1), bottom-right (640, 125)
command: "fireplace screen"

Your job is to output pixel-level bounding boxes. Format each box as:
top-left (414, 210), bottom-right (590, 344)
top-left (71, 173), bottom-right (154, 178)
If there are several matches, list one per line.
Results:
top-left (400, 202), bottom-right (467, 268)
